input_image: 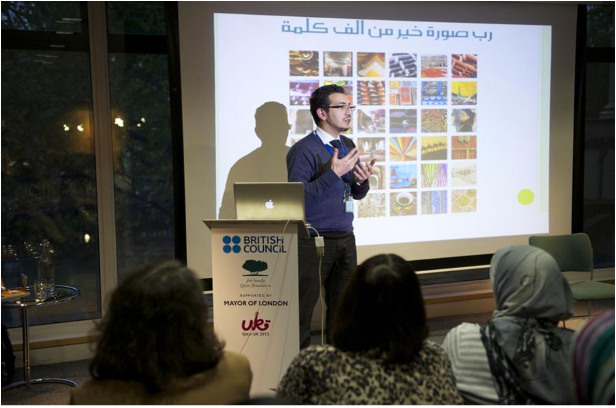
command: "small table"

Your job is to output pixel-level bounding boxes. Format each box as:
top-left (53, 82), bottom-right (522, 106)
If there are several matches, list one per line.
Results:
top-left (1, 285), bottom-right (81, 391)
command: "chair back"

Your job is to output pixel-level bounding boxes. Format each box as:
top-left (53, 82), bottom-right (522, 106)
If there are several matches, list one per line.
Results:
top-left (528, 233), bottom-right (593, 273)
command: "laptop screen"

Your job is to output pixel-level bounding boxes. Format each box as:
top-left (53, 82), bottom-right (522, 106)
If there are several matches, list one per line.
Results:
top-left (233, 182), bottom-right (305, 221)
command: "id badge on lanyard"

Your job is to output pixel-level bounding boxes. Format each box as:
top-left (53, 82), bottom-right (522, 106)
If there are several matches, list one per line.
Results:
top-left (344, 183), bottom-right (353, 213)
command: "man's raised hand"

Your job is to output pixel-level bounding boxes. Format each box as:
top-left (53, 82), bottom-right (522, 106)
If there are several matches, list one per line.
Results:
top-left (331, 147), bottom-right (359, 178)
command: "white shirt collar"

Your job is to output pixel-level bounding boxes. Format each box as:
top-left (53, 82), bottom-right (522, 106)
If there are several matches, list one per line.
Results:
top-left (315, 127), bottom-right (341, 146)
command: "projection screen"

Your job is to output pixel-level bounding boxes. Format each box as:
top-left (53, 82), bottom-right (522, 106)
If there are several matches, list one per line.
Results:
top-left (179, 2), bottom-right (576, 279)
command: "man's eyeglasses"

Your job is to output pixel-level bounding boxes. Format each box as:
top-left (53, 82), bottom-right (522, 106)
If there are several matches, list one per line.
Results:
top-left (327, 104), bottom-right (356, 112)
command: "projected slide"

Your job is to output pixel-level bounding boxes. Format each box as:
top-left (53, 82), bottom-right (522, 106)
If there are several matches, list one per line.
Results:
top-left (215, 13), bottom-right (551, 246)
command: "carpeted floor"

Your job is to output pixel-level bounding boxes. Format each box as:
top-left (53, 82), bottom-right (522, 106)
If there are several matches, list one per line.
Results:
top-left (1, 359), bottom-right (90, 405)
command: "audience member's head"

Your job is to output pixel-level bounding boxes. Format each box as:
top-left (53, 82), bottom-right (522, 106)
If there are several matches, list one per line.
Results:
top-left (490, 245), bottom-right (573, 321)
top-left (332, 253), bottom-right (428, 363)
top-left (90, 261), bottom-right (223, 393)
top-left (573, 309), bottom-right (615, 405)
top-left (483, 245), bottom-right (574, 404)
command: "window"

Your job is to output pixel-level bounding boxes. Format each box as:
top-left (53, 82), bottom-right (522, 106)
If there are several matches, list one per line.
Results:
top-left (1, 3), bottom-right (101, 326)
top-left (579, 5), bottom-right (615, 268)
top-left (1, 2), bottom-right (82, 32)
top-left (106, 2), bottom-right (178, 279)
top-left (107, 2), bottom-right (166, 36)
top-left (587, 4), bottom-right (614, 47)
top-left (108, 52), bottom-right (176, 278)
top-left (1, 2), bottom-right (182, 328)
top-left (583, 60), bottom-right (614, 268)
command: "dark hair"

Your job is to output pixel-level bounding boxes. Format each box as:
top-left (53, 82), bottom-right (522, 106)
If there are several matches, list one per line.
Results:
top-left (454, 109), bottom-right (475, 124)
top-left (462, 109), bottom-right (475, 121)
top-left (309, 84), bottom-right (346, 125)
top-left (90, 261), bottom-right (224, 393)
top-left (332, 254), bottom-right (428, 363)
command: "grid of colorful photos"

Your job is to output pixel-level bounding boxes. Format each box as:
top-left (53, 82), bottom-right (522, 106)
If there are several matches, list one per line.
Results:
top-left (287, 51), bottom-right (480, 217)
top-left (358, 137), bottom-right (386, 162)
top-left (421, 81), bottom-right (448, 105)
top-left (389, 53), bottom-right (417, 77)
top-left (451, 81), bottom-right (477, 105)
top-left (452, 135), bottom-right (477, 159)
top-left (452, 189), bottom-right (477, 212)
top-left (451, 109), bottom-right (477, 132)
top-left (390, 109), bottom-right (417, 133)
top-left (421, 163), bottom-right (447, 188)
top-left (421, 137), bottom-right (447, 160)
top-left (359, 193), bottom-right (386, 218)
top-left (290, 80), bottom-right (319, 105)
top-left (451, 163), bottom-right (477, 186)
top-left (390, 81), bottom-right (417, 105)
top-left (390, 164), bottom-right (417, 189)
top-left (422, 191), bottom-right (447, 215)
top-left (452, 54), bottom-right (477, 78)
top-left (357, 108), bottom-right (386, 133)
top-left (324, 52), bottom-right (353, 77)
top-left (290, 51), bottom-right (319, 76)
top-left (390, 136), bottom-right (417, 161)
top-left (421, 55), bottom-right (447, 78)
top-left (358, 81), bottom-right (386, 105)
top-left (369, 165), bottom-right (386, 190)
top-left (358, 53), bottom-right (385, 77)
top-left (421, 109), bottom-right (448, 133)
top-left (390, 192), bottom-right (417, 216)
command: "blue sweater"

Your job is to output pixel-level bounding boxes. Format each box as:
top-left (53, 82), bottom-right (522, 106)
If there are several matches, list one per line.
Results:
top-left (287, 131), bottom-right (369, 234)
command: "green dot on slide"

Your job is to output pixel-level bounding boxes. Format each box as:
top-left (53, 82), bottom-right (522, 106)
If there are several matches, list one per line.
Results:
top-left (518, 189), bottom-right (535, 205)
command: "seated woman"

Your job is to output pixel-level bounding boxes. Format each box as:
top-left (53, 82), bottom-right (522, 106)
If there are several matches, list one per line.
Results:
top-left (442, 245), bottom-right (575, 404)
top-left (277, 254), bottom-right (463, 405)
top-left (71, 261), bottom-right (252, 405)
top-left (572, 309), bottom-right (614, 405)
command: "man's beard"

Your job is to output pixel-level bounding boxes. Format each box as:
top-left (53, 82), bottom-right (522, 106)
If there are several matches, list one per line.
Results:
top-left (338, 122), bottom-right (351, 132)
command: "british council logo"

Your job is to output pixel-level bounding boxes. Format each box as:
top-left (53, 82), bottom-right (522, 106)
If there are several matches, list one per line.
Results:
top-left (223, 235), bottom-right (241, 254)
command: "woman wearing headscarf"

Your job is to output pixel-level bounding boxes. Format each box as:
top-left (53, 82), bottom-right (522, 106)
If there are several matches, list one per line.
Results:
top-left (572, 309), bottom-right (615, 405)
top-left (453, 109), bottom-right (475, 132)
top-left (442, 245), bottom-right (575, 404)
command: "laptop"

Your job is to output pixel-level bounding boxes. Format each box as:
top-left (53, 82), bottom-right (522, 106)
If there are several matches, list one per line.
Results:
top-left (234, 182), bottom-right (305, 221)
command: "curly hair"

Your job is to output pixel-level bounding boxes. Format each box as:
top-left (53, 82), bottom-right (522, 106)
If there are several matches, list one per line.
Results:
top-left (332, 254), bottom-right (428, 364)
top-left (90, 261), bottom-right (224, 393)
top-left (309, 84), bottom-right (346, 126)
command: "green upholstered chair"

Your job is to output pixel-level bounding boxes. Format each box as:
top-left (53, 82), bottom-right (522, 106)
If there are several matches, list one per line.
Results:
top-left (529, 233), bottom-right (614, 319)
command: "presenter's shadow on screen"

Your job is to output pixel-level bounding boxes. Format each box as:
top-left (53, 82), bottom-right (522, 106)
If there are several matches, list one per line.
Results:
top-left (219, 101), bottom-right (293, 219)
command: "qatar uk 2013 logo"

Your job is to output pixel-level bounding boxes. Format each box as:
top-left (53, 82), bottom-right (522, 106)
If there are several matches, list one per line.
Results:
top-left (242, 312), bottom-right (270, 331)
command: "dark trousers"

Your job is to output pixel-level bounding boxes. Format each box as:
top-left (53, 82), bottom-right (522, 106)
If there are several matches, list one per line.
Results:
top-left (297, 234), bottom-right (357, 349)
